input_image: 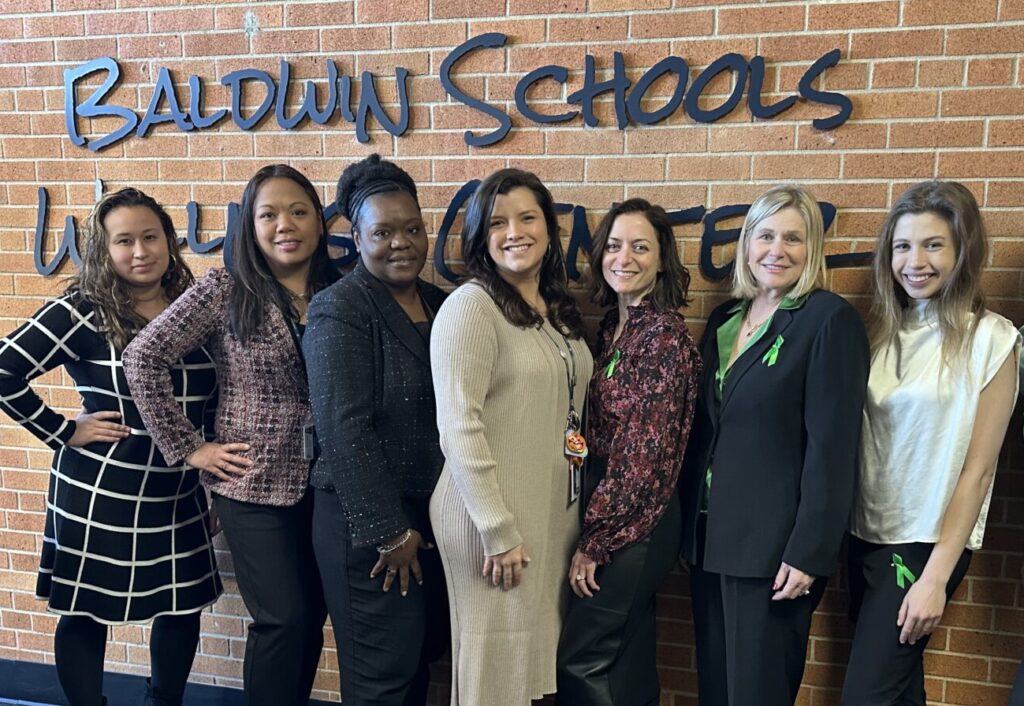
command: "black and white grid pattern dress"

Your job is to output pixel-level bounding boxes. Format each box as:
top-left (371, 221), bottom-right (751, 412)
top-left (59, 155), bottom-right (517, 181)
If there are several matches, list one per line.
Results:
top-left (0, 295), bottom-right (222, 624)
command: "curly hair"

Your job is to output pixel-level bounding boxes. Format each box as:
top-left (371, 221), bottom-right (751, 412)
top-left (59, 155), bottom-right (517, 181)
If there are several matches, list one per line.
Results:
top-left (65, 187), bottom-right (193, 351)
top-left (335, 153), bottom-right (419, 234)
top-left (460, 168), bottom-right (585, 339)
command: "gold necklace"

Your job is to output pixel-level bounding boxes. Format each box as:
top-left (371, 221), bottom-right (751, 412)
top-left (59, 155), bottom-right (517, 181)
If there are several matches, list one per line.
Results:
top-left (743, 303), bottom-right (778, 338)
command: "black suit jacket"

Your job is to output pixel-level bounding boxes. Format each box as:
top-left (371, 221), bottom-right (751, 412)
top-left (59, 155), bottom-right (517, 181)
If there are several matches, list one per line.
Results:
top-left (304, 263), bottom-right (448, 548)
top-left (679, 289), bottom-right (869, 579)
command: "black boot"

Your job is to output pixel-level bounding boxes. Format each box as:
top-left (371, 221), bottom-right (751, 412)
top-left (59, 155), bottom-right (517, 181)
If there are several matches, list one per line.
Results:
top-left (143, 678), bottom-right (183, 706)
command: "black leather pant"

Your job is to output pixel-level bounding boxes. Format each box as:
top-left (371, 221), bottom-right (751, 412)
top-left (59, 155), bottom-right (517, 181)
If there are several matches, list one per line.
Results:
top-left (556, 493), bottom-right (682, 706)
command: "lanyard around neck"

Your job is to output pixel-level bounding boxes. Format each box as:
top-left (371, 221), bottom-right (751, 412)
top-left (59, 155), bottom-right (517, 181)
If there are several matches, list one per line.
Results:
top-left (540, 323), bottom-right (578, 418)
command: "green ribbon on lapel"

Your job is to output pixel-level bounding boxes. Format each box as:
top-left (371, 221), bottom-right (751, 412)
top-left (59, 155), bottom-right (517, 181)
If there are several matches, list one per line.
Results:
top-left (762, 335), bottom-right (784, 367)
top-left (604, 348), bottom-right (622, 379)
top-left (891, 553), bottom-right (917, 589)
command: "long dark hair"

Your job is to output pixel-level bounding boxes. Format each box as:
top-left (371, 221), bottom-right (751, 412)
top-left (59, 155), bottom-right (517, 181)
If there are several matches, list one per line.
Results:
top-left (66, 187), bottom-right (193, 350)
top-left (227, 164), bottom-right (338, 341)
top-left (871, 180), bottom-right (987, 371)
top-left (461, 168), bottom-right (585, 339)
top-left (589, 198), bottom-right (691, 311)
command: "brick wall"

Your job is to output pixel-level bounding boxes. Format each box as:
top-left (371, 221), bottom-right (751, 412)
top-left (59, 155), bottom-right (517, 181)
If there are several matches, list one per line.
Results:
top-left (1, 1), bottom-right (1023, 704)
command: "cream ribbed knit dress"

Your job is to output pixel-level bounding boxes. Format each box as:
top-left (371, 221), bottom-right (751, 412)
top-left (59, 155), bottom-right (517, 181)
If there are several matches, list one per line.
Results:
top-left (430, 283), bottom-right (593, 706)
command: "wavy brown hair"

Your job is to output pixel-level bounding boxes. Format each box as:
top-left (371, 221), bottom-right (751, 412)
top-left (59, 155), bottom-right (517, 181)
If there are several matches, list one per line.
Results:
top-left (65, 188), bottom-right (193, 350)
top-left (461, 168), bottom-right (584, 339)
top-left (589, 198), bottom-right (691, 311)
top-left (871, 180), bottom-right (987, 372)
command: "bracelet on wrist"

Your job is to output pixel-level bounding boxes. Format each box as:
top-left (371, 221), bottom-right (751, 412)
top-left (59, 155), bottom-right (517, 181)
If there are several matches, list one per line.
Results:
top-left (377, 528), bottom-right (412, 555)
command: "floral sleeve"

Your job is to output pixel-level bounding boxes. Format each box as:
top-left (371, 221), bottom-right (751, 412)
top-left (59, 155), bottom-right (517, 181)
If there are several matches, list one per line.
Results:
top-left (578, 320), bottom-right (701, 564)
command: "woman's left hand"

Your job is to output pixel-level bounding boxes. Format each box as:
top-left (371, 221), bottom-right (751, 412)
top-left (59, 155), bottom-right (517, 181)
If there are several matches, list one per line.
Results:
top-left (568, 550), bottom-right (600, 598)
top-left (771, 562), bottom-right (815, 601)
top-left (898, 576), bottom-right (946, 645)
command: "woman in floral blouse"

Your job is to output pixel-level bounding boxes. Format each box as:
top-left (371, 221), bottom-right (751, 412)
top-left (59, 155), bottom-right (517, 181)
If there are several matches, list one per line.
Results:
top-left (556, 198), bottom-right (700, 706)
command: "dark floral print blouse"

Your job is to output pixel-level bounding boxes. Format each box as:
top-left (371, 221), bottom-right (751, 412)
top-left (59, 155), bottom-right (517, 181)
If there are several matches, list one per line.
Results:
top-left (578, 299), bottom-right (701, 564)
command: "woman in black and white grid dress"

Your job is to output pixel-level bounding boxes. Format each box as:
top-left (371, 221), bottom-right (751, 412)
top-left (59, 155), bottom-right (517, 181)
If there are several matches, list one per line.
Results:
top-left (0, 188), bottom-right (220, 706)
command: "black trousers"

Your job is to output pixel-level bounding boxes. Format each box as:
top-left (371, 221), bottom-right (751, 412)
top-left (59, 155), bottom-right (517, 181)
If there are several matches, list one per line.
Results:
top-left (312, 488), bottom-right (449, 706)
top-left (689, 515), bottom-right (827, 706)
top-left (214, 492), bottom-right (327, 706)
top-left (841, 536), bottom-right (972, 706)
top-left (556, 493), bottom-right (682, 706)
top-left (54, 612), bottom-right (200, 706)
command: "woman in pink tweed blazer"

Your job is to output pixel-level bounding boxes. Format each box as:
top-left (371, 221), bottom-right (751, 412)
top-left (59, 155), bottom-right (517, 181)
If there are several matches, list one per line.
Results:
top-left (124, 164), bottom-right (339, 706)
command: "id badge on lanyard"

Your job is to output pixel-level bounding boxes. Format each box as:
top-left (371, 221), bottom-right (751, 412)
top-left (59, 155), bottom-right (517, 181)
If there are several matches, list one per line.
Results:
top-left (564, 407), bottom-right (587, 506)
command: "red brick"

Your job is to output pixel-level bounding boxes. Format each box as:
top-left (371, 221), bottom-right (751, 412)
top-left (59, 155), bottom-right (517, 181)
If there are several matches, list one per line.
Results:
top-left (943, 681), bottom-right (1011, 706)
top-left (0, 41), bottom-right (54, 64)
top-left (758, 34), bottom-right (846, 63)
top-left (871, 61), bottom-right (915, 89)
top-left (627, 127), bottom-right (707, 154)
top-left (947, 26), bottom-right (1024, 55)
top-left (320, 26), bottom-right (389, 53)
top-left (667, 155), bottom-right (749, 181)
top-left (150, 8), bottom-right (215, 33)
top-left (85, 10), bottom-right (147, 35)
top-left (468, 19), bottom-right (546, 44)
top-left (588, 156), bottom-right (665, 182)
top-left (184, 32), bottom-right (248, 57)
top-left (118, 35), bottom-right (182, 59)
top-left (753, 154), bottom-right (840, 180)
top-left (718, 5), bottom-right (805, 34)
top-left (285, 2), bottom-right (353, 26)
top-left (215, 4), bottom-right (284, 31)
top-left (890, 121), bottom-right (985, 149)
top-left (252, 29), bottom-right (319, 55)
top-left (919, 60), bottom-right (965, 87)
top-left (394, 22), bottom-right (464, 49)
top-left (24, 14), bottom-right (84, 38)
top-left (808, 1), bottom-right (898, 30)
top-left (356, 0), bottom-right (428, 22)
top-left (851, 30), bottom-right (944, 59)
top-left (631, 11), bottom-right (713, 39)
top-left (549, 16), bottom-right (628, 42)
top-left (968, 59), bottom-right (1015, 86)
top-left (844, 152), bottom-right (934, 179)
top-left (797, 123), bottom-right (887, 151)
top-left (904, 0), bottom-right (997, 25)
top-left (509, 0), bottom-right (585, 14)
top-left (944, 88), bottom-right (1024, 118)
top-left (433, 0), bottom-right (504, 18)
top-left (592, 0), bottom-right (669, 8)
top-left (851, 91), bottom-right (938, 119)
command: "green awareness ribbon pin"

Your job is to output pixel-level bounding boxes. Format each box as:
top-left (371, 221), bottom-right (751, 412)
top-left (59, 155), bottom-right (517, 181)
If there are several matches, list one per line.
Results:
top-left (891, 553), bottom-right (917, 589)
top-left (604, 348), bottom-right (622, 379)
top-left (761, 335), bottom-right (784, 367)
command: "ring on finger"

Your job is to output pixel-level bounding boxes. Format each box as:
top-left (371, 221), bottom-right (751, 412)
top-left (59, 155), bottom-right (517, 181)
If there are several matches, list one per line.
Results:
top-left (386, 567), bottom-right (397, 575)
top-left (575, 574), bottom-right (585, 582)
top-left (801, 589), bottom-right (811, 596)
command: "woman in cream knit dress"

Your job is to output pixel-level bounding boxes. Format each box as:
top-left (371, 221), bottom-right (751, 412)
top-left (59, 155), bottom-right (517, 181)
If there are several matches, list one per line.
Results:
top-left (430, 169), bottom-right (592, 705)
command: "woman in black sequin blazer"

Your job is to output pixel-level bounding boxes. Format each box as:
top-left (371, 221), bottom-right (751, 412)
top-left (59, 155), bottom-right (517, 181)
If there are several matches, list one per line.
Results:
top-left (304, 154), bottom-right (449, 706)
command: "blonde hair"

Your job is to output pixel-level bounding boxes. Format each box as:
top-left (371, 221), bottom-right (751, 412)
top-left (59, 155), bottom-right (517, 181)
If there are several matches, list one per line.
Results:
top-left (731, 185), bottom-right (827, 301)
top-left (65, 188), bottom-right (193, 350)
top-left (870, 180), bottom-right (986, 371)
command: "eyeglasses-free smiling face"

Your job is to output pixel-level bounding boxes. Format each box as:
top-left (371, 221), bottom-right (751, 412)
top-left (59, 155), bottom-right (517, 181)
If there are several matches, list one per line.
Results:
top-left (746, 207), bottom-right (808, 298)
top-left (253, 177), bottom-right (322, 279)
top-left (601, 212), bottom-right (661, 307)
top-left (105, 205), bottom-right (171, 291)
top-left (354, 190), bottom-right (428, 294)
top-left (486, 186), bottom-right (550, 286)
top-left (890, 211), bottom-right (956, 301)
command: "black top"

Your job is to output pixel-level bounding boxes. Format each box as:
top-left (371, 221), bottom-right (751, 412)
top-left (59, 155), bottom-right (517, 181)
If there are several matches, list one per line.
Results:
top-left (679, 289), bottom-right (870, 579)
top-left (303, 263), bottom-right (449, 547)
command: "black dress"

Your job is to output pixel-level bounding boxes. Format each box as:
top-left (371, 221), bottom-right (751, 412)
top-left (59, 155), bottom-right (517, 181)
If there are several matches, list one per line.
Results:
top-left (0, 295), bottom-right (222, 624)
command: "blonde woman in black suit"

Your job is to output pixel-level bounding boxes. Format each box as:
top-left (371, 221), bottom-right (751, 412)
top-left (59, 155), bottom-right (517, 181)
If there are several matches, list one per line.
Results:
top-left (679, 185), bottom-right (870, 706)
